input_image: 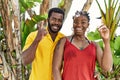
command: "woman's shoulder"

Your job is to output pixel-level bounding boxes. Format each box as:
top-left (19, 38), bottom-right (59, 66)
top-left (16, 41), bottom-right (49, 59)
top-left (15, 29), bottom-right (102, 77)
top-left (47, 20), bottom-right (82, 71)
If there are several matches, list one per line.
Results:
top-left (61, 36), bottom-right (73, 41)
top-left (90, 41), bottom-right (100, 48)
top-left (58, 36), bottom-right (71, 44)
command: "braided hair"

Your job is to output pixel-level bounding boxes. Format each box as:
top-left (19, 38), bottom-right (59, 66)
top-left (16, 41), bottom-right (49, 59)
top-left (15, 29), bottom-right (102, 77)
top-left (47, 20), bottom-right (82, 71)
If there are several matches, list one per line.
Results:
top-left (73, 11), bottom-right (90, 22)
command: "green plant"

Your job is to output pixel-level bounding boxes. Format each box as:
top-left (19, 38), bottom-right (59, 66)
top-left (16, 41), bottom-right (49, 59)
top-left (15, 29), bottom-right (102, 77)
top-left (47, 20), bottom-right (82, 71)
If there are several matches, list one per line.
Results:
top-left (95, 0), bottom-right (120, 41)
top-left (19, 0), bottom-right (47, 79)
top-left (89, 0), bottom-right (120, 79)
top-left (19, 0), bottom-right (47, 48)
top-left (21, 14), bottom-right (47, 48)
top-left (87, 31), bottom-right (120, 79)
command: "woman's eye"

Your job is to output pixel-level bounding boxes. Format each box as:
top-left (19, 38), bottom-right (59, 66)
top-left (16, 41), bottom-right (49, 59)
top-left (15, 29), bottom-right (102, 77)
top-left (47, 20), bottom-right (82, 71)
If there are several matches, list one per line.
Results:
top-left (82, 21), bottom-right (87, 24)
top-left (74, 22), bottom-right (79, 24)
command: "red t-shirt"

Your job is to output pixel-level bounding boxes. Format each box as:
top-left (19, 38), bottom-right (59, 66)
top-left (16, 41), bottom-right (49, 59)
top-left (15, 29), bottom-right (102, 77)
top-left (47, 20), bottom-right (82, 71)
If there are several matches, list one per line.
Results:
top-left (62, 39), bottom-right (96, 80)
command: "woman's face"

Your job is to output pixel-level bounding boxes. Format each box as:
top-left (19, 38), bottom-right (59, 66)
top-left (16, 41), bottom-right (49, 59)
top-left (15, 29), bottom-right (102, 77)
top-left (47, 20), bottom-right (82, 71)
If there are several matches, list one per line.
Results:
top-left (73, 15), bottom-right (89, 36)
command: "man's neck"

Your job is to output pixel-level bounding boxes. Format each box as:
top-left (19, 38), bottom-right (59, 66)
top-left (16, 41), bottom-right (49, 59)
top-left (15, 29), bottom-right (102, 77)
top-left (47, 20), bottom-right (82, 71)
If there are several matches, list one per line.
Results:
top-left (49, 31), bottom-right (58, 41)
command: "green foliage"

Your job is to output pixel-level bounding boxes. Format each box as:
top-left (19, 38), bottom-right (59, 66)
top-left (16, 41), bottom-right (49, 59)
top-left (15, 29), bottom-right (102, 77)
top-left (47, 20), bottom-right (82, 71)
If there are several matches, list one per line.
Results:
top-left (0, 16), bottom-right (4, 41)
top-left (19, 0), bottom-right (47, 79)
top-left (0, 16), bottom-right (2, 23)
top-left (0, 74), bottom-right (2, 80)
top-left (19, 0), bottom-right (47, 48)
top-left (0, 31), bottom-right (3, 41)
top-left (114, 36), bottom-right (120, 51)
top-left (87, 30), bottom-right (101, 40)
top-left (19, 0), bottom-right (42, 13)
top-left (25, 14), bottom-right (48, 27)
top-left (87, 30), bottom-right (120, 79)
top-left (58, 0), bottom-right (64, 8)
top-left (87, 30), bottom-right (104, 48)
top-left (113, 36), bottom-right (120, 74)
top-left (21, 14), bottom-right (47, 48)
top-left (19, 0), bottom-right (35, 13)
top-left (94, 0), bottom-right (120, 78)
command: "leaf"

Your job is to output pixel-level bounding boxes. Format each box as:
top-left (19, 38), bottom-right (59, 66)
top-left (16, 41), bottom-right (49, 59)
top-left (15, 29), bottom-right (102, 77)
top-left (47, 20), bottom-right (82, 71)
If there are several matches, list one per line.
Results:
top-left (58, 0), bottom-right (64, 8)
top-left (26, 0), bottom-right (43, 3)
top-left (25, 14), bottom-right (47, 27)
top-left (96, 0), bottom-right (106, 24)
top-left (110, 40), bottom-right (115, 53)
top-left (0, 16), bottom-right (2, 23)
top-left (96, 0), bottom-right (120, 40)
top-left (19, 0), bottom-right (35, 13)
top-left (21, 14), bottom-right (47, 48)
top-left (87, 29), bottom-right (101, 40)
top-left (114, 36), bottom-right (120, 50)
top-left (114, 49), bottom-right (120, 56)
top-left (113, 55), bottom-right (120, 66)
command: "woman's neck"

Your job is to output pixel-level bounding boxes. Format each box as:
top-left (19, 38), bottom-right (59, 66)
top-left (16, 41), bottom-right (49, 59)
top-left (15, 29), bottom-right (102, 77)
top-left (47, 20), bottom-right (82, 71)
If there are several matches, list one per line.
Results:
top-left (73, 35), bottom-right (86, 41)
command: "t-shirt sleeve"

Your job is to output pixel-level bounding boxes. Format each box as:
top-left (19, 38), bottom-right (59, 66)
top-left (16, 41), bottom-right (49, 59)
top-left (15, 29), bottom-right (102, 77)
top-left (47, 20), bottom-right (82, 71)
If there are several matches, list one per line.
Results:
top-left (22, 31), bottom-right (37, 51)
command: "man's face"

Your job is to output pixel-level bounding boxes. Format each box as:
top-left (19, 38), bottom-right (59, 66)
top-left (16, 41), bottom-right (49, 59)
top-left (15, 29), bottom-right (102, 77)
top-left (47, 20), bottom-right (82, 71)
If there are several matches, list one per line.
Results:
top-left (48, 12), bottom-right (64, 33)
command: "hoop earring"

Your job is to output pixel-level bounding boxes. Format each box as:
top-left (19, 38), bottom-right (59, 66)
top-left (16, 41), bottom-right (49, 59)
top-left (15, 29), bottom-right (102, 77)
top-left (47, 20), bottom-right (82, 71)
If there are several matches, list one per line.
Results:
top-left (87, 27), bottom-right (90, 33)
top-left (71, 27), bottom-right (74, 31)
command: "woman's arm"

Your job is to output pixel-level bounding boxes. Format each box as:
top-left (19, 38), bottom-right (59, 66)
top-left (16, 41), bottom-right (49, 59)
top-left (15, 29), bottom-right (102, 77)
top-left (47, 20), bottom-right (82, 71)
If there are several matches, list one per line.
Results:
top-left (52, 37), bottom-right (66, 80)
top-left (96, 25), bottom-right (113, 72)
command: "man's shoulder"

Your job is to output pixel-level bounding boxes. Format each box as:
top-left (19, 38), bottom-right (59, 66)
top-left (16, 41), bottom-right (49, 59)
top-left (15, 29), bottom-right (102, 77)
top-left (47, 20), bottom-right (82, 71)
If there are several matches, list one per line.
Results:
top-left (58, 32), bottom-right (65, 37)
top-left (28, 30), bottom-right (38, 37)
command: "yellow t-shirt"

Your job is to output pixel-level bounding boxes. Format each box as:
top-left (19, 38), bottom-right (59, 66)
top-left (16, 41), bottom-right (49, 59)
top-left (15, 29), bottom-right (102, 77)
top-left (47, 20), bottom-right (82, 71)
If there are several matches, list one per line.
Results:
top-left (23, 30), bottom-right (64, 80)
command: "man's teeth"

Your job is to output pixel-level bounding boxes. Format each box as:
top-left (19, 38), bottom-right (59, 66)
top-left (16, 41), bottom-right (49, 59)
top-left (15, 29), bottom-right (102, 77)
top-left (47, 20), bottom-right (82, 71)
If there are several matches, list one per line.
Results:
top-left (53, 26), bottom-right (58, 29)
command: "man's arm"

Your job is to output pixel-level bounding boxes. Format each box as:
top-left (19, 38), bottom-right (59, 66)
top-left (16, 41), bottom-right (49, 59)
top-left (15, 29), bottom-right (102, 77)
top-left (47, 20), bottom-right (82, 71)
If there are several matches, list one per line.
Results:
top-left (52, 37), bottom-right (66, 80)
top-left (21, 22), bottom-right (47, 65)
top-left (21, 36), bottom-right (42, 66)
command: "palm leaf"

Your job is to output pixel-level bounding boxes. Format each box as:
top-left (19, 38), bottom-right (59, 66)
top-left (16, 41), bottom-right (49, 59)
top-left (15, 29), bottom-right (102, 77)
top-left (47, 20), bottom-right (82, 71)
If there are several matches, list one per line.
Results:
top-left (96, 0), bottom-right (120, 40)
top-left (104, 0), bottom-right (107, 10)
top-left (110, 5), bottom-right (120, 40)
top-left (96, 0), bottom-right (106, 24)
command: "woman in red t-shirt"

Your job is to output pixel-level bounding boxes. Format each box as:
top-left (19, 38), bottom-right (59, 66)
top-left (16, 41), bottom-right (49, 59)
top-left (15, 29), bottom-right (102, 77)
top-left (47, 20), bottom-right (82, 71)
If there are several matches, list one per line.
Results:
top-left (52, 11), bottom-right (113, 80)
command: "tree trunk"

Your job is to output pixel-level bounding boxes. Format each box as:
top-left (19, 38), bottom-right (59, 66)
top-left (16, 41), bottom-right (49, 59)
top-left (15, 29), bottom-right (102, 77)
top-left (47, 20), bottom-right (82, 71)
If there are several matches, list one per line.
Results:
top-left (0, 0), bottom-right (16, 79)
top-left (82, 0), bottom-right (94, 11)
top-left (60, 0), bottom-right (73, 19)
top-left (0, 0), bottom-right (14, 52)
top-left (40, 0), bottom-right (49, 15)
top-left (0, 0), bottom-right (22, 79)
top-left (11, 0), bottom-right (22, 79)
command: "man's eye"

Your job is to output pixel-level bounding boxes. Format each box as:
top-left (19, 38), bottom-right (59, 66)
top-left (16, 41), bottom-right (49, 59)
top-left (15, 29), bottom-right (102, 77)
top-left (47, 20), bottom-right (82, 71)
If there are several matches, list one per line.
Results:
top-left (51, 18), bottom-right (56, 21)
top-left (58, 19), bottom-right (62, 23)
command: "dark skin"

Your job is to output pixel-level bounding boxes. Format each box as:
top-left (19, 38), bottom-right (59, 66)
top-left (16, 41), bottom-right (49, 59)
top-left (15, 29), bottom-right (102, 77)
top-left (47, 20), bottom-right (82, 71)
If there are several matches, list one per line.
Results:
top-left (52, 15), bottom-right (113, 80)
top-left (21, 12), bottom-right (64, 65)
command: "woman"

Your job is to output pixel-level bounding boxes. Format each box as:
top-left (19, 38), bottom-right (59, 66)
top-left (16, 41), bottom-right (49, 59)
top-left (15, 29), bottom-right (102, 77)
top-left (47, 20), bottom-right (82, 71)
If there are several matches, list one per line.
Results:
top-left (52, 11), bottom-right (113, 80)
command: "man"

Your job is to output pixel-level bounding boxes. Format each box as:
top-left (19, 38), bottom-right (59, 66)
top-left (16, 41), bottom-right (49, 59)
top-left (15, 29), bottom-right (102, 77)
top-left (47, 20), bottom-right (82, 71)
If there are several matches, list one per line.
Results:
top-left (21, 7), bottom-right (65, 80)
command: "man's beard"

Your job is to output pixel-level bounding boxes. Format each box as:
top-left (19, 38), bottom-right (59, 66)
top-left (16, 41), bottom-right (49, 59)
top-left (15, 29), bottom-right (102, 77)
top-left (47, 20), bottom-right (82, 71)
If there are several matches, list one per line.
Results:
top-left (48, 22), bottom-right (62, 33)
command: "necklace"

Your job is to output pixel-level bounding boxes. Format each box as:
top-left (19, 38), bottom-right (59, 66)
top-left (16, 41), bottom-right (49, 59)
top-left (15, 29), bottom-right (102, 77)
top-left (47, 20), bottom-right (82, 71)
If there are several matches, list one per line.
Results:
top-left (79, 47), bottom-right (84, 50)
top-left (77, 38), bottom-right (88, 50)
top-left (75, 37), bottom-right (86, 50)
top-left (70, 35), bottom-right (90, 50)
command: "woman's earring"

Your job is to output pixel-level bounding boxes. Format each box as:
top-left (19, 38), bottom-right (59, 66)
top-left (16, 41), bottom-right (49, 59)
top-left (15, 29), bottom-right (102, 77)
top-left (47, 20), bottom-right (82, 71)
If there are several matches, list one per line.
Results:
top-left (71, 27), bottom-right (74, 31)
top-left (87, 27), bottom-right (90, 33)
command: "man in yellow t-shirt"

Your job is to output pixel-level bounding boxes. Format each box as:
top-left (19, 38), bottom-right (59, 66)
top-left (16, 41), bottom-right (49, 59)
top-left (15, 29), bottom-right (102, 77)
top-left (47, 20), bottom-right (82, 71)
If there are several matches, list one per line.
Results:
top-left (21, 7), bottom-right (65, 80)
